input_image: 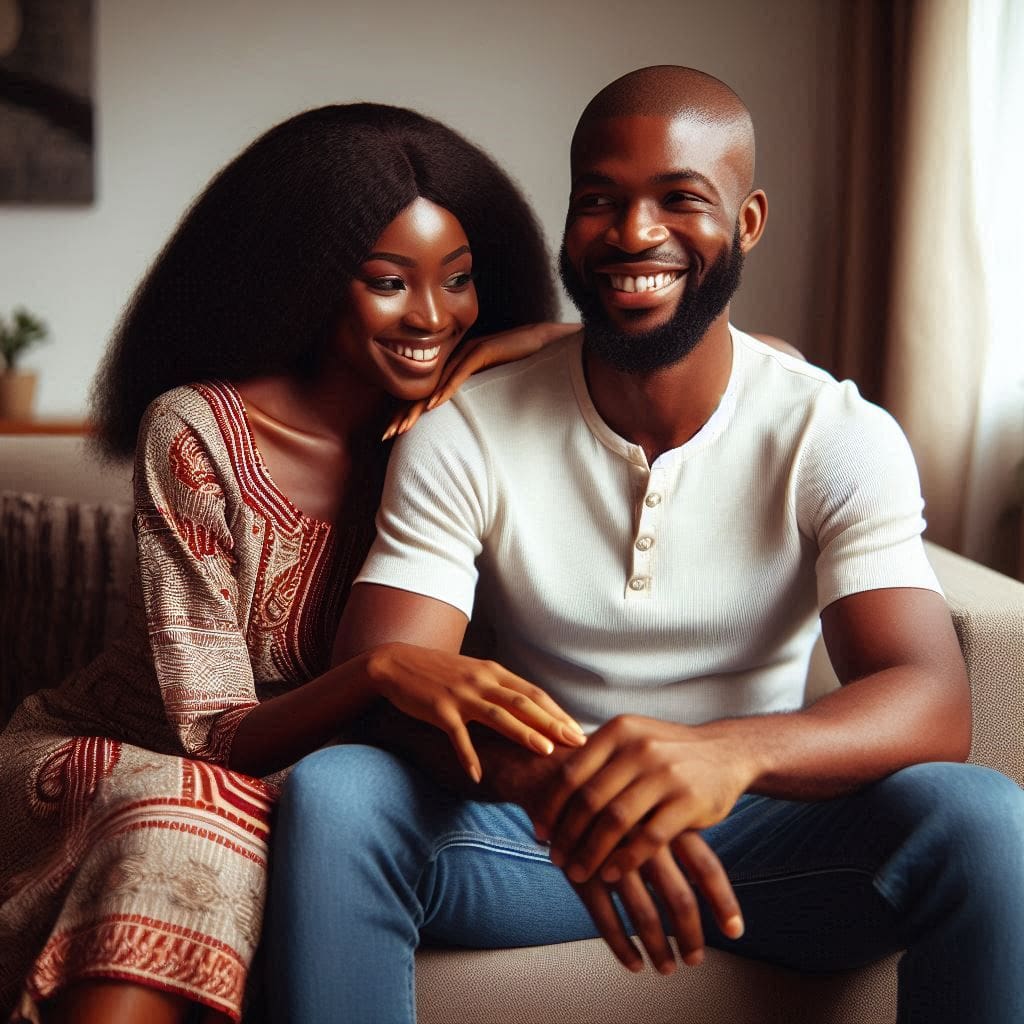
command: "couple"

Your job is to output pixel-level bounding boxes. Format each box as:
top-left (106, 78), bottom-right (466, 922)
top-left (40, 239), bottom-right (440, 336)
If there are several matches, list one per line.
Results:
top-left (2, 66), bottom-right (1022, 1024)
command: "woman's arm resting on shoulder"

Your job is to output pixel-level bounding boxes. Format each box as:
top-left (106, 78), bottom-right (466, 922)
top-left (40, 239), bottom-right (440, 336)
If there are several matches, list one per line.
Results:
top-left (383, 322), bottom-right (580, 439)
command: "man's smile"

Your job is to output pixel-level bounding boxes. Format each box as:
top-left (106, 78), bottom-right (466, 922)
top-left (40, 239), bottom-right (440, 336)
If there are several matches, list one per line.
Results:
top-left (595, 266), bottom-right (687, 310)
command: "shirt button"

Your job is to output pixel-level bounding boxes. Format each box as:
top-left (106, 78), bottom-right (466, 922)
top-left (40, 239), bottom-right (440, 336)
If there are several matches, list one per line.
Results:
top-left (635, 536), bottom-right (654, 551)
top-left (644, 493), bottom-right (662, 508)
top-left (629, 576), bottom-right (648, 591)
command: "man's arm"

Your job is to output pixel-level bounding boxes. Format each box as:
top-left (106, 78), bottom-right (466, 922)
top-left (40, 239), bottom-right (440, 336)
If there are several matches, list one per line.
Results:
top-left (534, 584), bottom-right (970, 888)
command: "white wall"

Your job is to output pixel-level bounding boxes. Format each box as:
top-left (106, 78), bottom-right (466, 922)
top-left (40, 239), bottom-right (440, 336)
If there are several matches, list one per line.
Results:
top-left (0, 0), bottom-right (840, 417)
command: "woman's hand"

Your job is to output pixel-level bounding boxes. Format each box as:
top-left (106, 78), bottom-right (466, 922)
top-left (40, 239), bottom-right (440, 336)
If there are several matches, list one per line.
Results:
top-left (383, 322), bottom-right (580, 440)
top-left (364, 642), bottom-right (586, 782)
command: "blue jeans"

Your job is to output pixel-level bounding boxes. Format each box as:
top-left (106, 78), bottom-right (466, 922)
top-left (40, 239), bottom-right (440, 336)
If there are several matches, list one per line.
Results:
top-left (266, 746), bottom-right (1024, 1023)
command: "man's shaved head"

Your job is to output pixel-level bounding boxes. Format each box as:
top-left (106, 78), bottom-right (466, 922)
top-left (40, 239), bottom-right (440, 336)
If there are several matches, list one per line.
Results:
top-left (571, 65), bottom-right (756, 193)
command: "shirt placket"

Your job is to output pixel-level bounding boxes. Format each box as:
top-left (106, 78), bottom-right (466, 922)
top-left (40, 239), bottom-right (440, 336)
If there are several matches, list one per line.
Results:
top-left (626, 463), bottom-right (668, 600)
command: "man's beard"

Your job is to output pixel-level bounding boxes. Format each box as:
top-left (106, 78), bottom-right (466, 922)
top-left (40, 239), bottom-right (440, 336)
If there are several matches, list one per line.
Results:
top-left (558, 227), bottom-right (744, 375)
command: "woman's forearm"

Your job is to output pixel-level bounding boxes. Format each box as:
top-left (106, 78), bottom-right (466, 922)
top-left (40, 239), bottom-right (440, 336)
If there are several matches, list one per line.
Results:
top-left (227, 652), bottom-right (379, 776)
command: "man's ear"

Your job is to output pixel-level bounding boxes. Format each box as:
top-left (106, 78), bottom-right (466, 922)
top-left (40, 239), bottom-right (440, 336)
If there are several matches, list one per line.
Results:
top-left (738, 190), bottom-right (767, 253)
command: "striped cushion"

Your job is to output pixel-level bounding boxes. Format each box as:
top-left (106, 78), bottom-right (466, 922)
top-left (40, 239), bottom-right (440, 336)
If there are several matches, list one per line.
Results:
top-left (0, 492), bottom-right (135, 724)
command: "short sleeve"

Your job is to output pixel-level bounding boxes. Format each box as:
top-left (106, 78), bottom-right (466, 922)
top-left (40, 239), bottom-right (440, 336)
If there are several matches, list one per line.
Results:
top-left (134, 398), bottom-right (258, 763)
top-left (795, 383), bottom-right (942, 609)
top-left (355, 402), bottom-right (490, 618)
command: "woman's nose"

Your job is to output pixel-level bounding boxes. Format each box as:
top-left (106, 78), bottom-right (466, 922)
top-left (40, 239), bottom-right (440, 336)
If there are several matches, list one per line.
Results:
top-left (402, 287), bottom-right (449, 334)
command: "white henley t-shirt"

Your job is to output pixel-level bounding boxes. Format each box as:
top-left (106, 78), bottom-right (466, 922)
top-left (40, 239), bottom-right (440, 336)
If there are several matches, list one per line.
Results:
top-left (356, 328), bottom-right (941, 731)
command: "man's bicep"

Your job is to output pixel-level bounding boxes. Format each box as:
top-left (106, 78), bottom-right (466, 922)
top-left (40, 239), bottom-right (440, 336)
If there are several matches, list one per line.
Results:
top-left (821, 586), bottom-right (966, 690)
top-left (333, 582), bottom-right (469, 663)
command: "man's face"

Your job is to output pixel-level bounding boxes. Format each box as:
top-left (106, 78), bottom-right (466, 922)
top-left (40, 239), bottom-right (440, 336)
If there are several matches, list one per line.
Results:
top-left (560, 114), bottom-right (748, 373)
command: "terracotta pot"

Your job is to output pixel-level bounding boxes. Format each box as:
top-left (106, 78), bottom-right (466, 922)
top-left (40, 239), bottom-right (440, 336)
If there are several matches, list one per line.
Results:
top-left (0, 370), bottom-right (38, 419)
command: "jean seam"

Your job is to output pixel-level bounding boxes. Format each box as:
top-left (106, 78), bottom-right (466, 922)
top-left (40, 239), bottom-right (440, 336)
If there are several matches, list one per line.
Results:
top-left (729, 864), bottom-right (877, 888)
top-left (429, 829), bottom-right (551, 863)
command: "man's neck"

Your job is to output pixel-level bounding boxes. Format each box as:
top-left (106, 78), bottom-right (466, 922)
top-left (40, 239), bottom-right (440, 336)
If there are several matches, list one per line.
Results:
top-left (583, 314), bottom-right (734, 465)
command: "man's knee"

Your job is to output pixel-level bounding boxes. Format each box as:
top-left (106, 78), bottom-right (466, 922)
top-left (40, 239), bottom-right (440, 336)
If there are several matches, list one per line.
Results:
top-left (882, 762), bottom-right (1024, 872)
top-left (278, 744), bottom-right (412, 835)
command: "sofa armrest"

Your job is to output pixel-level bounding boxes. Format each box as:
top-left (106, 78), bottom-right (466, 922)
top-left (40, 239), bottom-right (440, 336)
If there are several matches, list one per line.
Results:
top-left (924, 541), bottom-right (1024, 787)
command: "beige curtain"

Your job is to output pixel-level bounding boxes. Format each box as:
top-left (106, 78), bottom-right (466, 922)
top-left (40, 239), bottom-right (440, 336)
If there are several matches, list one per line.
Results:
top-left (824, 0), bottom-right (1023, 578)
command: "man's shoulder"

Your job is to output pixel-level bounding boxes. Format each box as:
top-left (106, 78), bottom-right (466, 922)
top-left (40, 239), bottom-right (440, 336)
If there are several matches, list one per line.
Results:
top-left (732, 327), bottom-right (885, 421)
top-left (453, 332), bottom-right (579, 410)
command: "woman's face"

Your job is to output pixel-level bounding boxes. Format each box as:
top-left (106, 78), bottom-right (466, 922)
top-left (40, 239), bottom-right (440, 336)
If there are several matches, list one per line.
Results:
top-left (334, 197), bottom-right (479, 401)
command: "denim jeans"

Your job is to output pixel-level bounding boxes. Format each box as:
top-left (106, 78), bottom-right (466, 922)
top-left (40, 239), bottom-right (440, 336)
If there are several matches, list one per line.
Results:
top-left (266, 745), bottom-right (1024, 1023)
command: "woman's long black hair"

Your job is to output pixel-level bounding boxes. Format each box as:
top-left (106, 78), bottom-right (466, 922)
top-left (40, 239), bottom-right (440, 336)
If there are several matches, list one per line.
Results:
top-left (91, 103), bottom-right (557, 458)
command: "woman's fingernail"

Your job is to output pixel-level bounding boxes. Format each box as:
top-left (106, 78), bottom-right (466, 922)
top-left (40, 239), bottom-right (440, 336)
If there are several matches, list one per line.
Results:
top-left (549, 848), bottom-right (564, 867)
top-left (724, 915), bottom-right (744, 939)
top-left (684, 950), bottom-right (705, 967)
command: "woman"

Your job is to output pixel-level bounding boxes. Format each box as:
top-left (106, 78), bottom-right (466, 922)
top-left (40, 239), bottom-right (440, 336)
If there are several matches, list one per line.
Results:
top-left (0, 103), bottom-right (586, 1024)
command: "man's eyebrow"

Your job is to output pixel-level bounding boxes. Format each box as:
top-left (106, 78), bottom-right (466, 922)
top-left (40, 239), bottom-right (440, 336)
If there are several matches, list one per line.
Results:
top-left (442, 245), bottom-right (471, 265)
top-left (652, 170), bottom-right (720, 198)
top-left (571, 172), bottom-right (618, 190)
top-left (571, 169), bottom-right (720, 200)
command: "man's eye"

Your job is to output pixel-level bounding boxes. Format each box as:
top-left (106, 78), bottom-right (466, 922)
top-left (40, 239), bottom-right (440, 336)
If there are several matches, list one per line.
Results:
top-left (665, 191), bottom-right (703, 205)
top-left (574, 194), bottom-right (614, 211)
top-left (368, 277), bottom-right (405, 293)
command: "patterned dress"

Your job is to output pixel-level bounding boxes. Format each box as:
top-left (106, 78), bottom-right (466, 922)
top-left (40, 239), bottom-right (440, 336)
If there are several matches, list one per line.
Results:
top-left (0, 382), bottom-right (385, 1021)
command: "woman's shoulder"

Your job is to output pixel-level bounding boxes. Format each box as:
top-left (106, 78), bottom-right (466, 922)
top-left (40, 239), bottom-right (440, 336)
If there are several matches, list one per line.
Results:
top-left (134, 381), bottom-right (250, 488)
top-left (139, 381), bottom-right (245, 448)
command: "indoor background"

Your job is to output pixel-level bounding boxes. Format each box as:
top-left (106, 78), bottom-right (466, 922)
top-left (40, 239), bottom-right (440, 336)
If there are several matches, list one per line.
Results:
top-left (1, 0), bottom-right (1021, 576)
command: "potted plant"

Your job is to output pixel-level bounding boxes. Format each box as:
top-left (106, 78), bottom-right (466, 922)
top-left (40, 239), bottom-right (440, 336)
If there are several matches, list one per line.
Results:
top-left (0, 307), bottom-right (50, 419)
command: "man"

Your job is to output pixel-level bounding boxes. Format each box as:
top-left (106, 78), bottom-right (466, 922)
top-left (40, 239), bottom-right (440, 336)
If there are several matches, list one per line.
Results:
top-left (269, 67), bottom-right (1024, 1023)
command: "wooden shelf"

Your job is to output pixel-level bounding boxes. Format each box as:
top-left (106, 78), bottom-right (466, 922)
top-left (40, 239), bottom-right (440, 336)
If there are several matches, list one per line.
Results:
top-left (0, 419), bottom-right (92, 435)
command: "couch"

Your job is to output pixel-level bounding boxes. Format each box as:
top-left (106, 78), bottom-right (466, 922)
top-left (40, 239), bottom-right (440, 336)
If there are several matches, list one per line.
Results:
top-left (3, 433), bottom-right (1023, 1024)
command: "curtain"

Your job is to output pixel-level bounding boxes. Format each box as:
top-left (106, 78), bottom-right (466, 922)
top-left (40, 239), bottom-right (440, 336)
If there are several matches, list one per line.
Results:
top-left (825, 0), bottom-right (1024, 579)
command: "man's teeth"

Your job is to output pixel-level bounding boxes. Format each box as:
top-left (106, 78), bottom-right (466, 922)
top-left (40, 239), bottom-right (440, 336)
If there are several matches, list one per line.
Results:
top-left (608, 271), bottom-right (679, 294)
top-left (383, 342), bottom-right (441, 361)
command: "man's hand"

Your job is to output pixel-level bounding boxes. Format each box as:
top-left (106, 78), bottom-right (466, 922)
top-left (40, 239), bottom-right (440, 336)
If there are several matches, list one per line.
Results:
top-left (533, 715), bottom-right (756, 885)
top-left (573, 839), bottom-right (744, 974)
top-left (486, 719), bottom-right (747, 973)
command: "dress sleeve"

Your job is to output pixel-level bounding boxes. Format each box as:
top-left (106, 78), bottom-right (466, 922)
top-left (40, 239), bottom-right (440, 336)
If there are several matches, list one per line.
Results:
top-left (133, 399), bottom-right (258, 764)
top-left (795, 381), bottom-right (942, 610)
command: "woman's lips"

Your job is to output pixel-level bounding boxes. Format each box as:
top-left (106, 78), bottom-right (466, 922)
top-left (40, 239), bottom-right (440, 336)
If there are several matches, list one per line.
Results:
top-left (377, 338), bottom-right (442, 363)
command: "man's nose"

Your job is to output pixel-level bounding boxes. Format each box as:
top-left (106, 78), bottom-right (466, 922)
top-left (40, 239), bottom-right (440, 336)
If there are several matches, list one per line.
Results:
top-left (604, 201), bottom-right (670, 252)
top-left (403, 288), bottom-right (448, 334)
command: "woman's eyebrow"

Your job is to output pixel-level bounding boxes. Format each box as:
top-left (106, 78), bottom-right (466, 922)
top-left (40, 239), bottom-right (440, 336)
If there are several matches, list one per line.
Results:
top-left (442, 245), bottom-right (471, 265)
top-left (365, 251), bottom-right (415, 267)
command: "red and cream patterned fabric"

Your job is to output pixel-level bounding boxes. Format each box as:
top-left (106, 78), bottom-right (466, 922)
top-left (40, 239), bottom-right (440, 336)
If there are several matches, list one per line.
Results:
top-left (0, 382), bottom-right (385, 1021)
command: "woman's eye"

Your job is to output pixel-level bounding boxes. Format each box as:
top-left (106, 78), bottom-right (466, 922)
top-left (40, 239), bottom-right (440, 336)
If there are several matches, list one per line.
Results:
top-left (367, 277), bottom-right (405, 293)
top-left (444, 271), bottom-right (475, 290)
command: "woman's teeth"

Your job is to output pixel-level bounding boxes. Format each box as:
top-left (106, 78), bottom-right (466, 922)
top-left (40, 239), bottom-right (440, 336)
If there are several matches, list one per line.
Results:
top-left (608, 271), bottom-right (679, 294)
top-left (382, 341), bottom-right (441, 362)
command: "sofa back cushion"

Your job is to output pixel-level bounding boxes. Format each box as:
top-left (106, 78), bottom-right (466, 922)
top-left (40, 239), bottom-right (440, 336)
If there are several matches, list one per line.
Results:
top-left (0, 492), bottom-right (136, 725)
